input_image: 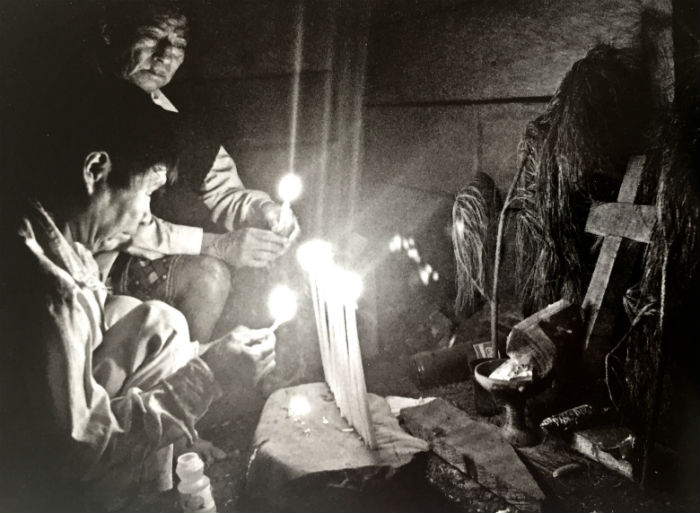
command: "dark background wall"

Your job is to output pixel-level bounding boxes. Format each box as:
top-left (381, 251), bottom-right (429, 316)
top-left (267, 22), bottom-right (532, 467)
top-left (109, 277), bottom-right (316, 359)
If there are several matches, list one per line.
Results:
top-left (359, 0), bottom-right (647, 349)
top-left (0, 0), bottom-right (660, 353)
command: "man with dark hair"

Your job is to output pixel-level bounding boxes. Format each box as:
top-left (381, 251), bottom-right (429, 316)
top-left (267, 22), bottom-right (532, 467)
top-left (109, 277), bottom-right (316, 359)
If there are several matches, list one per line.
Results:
top-left (0, 103), bottom-right (275, 512)
top-left (92, 0), bottom-right (299, 345)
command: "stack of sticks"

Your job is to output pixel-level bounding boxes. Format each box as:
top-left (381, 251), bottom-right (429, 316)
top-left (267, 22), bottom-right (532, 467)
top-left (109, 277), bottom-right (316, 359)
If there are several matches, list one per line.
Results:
top-left (306, 264), bottom-right (377, 449)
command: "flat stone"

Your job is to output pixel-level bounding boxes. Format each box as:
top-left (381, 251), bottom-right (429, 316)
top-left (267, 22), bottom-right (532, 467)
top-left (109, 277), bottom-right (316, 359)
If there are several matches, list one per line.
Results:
top-left (425, 453), bottom-right (511, 513)
top-left (571, 426), bottom-right (634, 480)
top-left (401, 398), bottom-right (545, 512)
top-left (244, 382), bottom-right (428, 511)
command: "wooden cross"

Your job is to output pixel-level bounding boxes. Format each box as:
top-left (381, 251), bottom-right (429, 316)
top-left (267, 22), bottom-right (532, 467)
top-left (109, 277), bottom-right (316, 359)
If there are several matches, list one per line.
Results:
top-left (581, 155), bottom-right (657, 365)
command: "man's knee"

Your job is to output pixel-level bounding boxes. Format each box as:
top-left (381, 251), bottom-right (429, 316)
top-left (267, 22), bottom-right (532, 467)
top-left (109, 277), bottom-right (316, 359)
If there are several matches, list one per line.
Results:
top-left (96, 300), bottom-right (195, 394)
top-left (174, 255), bottom-right (231, 302)
top-left (140, 300), bottom-right (196, 369)
top-left (103, 295), bottom-right (143, 329)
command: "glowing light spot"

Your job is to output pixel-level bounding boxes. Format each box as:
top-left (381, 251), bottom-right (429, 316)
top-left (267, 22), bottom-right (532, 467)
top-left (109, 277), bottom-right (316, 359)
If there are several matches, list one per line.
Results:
top-left (268, 285), bottom-right (297, 325)
top-left (297, 239), bottom-right (334, 273)
top-left (432, 271), bottom-right (440, 282)
top-left (407, 248), bottom-right (421, 263)
top-left (327, 268), bottom-right (363, 303)
top-left (401, 238), bottom-right (410, 251)
top-left (389, 234), bottom-right (402, 252)
top-left (419, 267), bottom-right (430, 286)
top-left (288, 395), bottom-right (311, 417)
top-left (342, 270), bottom-right (363, 302)
top-left (278, 173), bottom-right (302, 203)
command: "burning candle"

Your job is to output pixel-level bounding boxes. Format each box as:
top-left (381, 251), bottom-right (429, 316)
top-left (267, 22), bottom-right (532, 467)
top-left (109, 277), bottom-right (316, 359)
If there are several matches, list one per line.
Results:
top-left (297, 240), bottom-right (334, 384)
top-left (296, 240), bottom-right (376, 448)
top-left (337, 269), bottom-right (363, 429)
top-left (296, 239), bottom-right (333, 273)
top-left (326, 269), bottom-right (348, 417)
top-left (267, 284), bottom-right (298, 332)
top-left (277, 173), bottom-right (302, 233)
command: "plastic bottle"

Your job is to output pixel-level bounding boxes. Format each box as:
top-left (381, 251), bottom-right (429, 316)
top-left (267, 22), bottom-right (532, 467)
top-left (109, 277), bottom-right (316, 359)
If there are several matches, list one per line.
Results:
top-left (176, 452), bottom-right (217, 513)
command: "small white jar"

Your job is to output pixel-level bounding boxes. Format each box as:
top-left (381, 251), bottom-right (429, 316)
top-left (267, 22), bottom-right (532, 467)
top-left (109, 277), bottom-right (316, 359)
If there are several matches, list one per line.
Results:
top-left (176, 452), bottom-right (217, 513)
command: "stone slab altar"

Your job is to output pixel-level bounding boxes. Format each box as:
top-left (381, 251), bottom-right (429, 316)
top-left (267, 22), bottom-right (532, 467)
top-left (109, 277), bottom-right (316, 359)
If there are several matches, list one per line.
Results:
top-left (243, 382), bottom-right (428, 511)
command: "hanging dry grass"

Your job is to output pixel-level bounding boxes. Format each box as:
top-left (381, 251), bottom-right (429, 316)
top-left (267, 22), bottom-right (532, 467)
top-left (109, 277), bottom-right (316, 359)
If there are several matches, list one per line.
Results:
top-left (511, 116), bottom-right (554, 314)
top-left (452, 172), bottom-right (501, 314)
top-left (511, 45), bottom-right (652, 314)
top-left (602, 25), bottom-right (699, 459)
top-left (625, 92), bottom-right (700, 439)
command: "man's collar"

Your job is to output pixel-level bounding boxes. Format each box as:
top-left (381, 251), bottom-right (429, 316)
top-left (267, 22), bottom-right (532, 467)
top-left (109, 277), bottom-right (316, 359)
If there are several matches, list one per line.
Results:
top-left (23, 202), bottom-right (104, 291)
top-left (150, 89), bottom-right (179, 113)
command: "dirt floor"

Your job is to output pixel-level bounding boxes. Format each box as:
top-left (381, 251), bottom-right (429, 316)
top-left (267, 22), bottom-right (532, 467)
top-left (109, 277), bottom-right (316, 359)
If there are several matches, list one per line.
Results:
top-left (125, 345), bottom-right (698, 513)
top-left (123, 265), bottom-right (698, 513)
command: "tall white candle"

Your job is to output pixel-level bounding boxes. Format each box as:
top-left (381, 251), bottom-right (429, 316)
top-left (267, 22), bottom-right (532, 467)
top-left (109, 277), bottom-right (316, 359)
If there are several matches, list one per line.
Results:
top-left (296, 241), bottom-right (376, 447)
top-left (297, 241), bottom-right (334, 389)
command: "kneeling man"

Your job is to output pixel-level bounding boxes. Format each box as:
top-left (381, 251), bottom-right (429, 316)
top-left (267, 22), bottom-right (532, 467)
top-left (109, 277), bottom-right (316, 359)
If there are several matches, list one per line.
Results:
top-left (0, 104), bottom-right (273, 512)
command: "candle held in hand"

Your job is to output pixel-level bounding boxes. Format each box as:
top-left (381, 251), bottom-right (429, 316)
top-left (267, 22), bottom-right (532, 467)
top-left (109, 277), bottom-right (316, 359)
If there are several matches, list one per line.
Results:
top-left (268, 284), bottom-right (298, 332)
top-left (277, 173), bottom-right (302, 233)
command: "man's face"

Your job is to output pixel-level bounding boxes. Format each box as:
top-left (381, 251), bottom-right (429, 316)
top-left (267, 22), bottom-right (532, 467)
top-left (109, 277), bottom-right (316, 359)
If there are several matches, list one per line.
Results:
top-left (91, 166), bottom-right (167, 253)
top-left (119, 16), bottom-right (187, 93)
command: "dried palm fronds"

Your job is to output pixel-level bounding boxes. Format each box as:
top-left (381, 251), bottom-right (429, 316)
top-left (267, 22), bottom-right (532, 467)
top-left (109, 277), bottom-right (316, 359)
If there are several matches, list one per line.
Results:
top-left (605, 23), bottom-right (700, 476)
top-left (512, 45), bottom-right (652, 314)
top-left (452, 172), bottom-right (501, 315)
top-left (637, 12), bottom-right (700, 486)
top-left (511, 116), bottom-right (553, 315)
top-left (635, 85), bottom-right (699, 479)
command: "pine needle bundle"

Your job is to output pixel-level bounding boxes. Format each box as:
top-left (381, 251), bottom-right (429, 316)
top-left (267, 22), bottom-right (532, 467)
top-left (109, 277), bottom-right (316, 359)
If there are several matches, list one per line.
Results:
top-left (452, 172), bottom-right (501, 315)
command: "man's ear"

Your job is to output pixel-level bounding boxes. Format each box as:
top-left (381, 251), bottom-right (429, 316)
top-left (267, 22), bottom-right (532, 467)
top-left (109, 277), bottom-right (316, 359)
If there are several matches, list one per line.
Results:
top-left (83, 151), bottom-right (111, 195)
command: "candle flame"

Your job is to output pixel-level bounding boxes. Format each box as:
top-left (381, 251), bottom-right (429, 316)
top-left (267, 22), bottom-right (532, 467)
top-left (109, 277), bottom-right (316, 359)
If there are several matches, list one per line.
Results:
top-left (279, 173), bottom-right (302, 203)
top-left (341, 270), bottom-right (363, 302)
top-left (296, 239), bottom-right (333, 273)
top-left (268, 284), bottom-right (297, 325)
top-left (325, 267), bottom-right (363, 304)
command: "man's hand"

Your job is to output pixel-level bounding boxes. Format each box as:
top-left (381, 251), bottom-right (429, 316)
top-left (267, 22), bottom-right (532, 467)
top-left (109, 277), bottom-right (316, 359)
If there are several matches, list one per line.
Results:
top-left (260, 201), bottom-right (301, 241)
top-left (201, 326), bottom-right (276, 389)
top-left (202, 228), bottom-right (289, 268)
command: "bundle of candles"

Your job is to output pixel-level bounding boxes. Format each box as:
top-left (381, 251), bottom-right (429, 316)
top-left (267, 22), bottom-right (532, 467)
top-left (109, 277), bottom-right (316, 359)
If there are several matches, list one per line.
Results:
top-left (297, 241), bottom-right (377, 448)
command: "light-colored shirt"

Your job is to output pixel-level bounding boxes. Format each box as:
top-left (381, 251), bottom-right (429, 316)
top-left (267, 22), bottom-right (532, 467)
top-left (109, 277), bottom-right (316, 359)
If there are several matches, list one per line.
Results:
top-left (96, 90), bottom-right (273, 271)
top-left (4, 202), bottom-right (219, 509)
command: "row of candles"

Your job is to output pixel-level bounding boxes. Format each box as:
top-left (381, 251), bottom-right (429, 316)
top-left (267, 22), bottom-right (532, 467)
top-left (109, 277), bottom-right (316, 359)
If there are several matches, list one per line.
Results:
top-left (266, 174), bottom-right (376, 448)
